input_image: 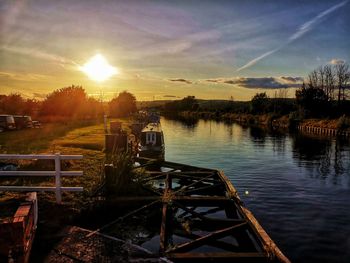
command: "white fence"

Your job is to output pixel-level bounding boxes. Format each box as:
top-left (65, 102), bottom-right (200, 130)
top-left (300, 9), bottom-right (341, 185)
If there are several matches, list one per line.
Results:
top-left (0, 154), bottom-right (83, 204)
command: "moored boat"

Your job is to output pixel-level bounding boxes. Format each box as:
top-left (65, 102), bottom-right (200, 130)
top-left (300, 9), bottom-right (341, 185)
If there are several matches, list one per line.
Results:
top-left (138, 122), bottom-right (165, 160)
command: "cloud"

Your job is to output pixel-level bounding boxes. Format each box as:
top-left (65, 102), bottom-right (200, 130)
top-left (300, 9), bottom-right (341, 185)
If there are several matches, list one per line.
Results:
top-left (163, 95), bottom-right (179, 98)
top-left (206, 76), bottom-right (303, 89)
top-left (33, 93), bottom-right (47, 99)
top-left (169, 78), bottom-right (192, 84)
top-left (289, 1), bottom-right (348, 41)
top-left (0, 71), bottom-right (51, 82)
top-left (329, 58), bottom-right (346, 65)
top-left (1, 46), bottom-right (78, 68)
top-left (237, 1), bottom-right (348, 72)
top-left (280, 76), bottom-right (304, 82)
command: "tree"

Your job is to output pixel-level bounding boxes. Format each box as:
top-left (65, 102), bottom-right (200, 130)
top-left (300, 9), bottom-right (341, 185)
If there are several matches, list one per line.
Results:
top-left (334, 63), bottom-right (350, 103)
top-left (0, 93), bottom-right (26, 114)
top-left (40, 85), bottom-right (87, 117)
top-left (251, 92), bottom-right (269, 114)
top-left (295, 82), bottom-right (328, 117)
top-left (109, 91), bottom-right (137, 117)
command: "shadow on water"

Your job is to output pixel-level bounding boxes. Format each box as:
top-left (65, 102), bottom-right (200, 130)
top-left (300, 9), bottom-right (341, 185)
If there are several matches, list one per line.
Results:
top-left (291, 133), bottom-right (350, 180)
top-left (163, 114), bottom-right (199, 130)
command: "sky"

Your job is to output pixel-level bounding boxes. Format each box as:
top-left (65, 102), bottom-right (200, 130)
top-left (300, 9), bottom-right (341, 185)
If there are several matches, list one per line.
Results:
top-left (1, 0), bottom-right (349, 101)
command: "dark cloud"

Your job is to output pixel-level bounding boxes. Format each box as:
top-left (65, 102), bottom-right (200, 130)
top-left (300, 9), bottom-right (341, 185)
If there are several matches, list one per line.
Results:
top-left (280, 76), bottom-right (304, 83)
top-left (163, 95), bottom-right (179, 98)
top-left (205, 76), bottom-right (303, 89)
top-left (169, 78), bottom-right (192, 84)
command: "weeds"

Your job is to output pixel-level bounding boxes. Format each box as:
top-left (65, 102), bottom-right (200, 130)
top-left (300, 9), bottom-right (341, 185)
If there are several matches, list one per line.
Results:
top-left (337, 115), bottom-right (350, 130)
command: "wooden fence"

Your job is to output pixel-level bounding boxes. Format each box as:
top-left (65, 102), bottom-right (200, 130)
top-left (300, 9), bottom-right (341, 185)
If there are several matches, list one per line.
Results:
top-left (0, 154), bottom-right (83, 204)
top-left (298, 125), bottom-right (350, 137)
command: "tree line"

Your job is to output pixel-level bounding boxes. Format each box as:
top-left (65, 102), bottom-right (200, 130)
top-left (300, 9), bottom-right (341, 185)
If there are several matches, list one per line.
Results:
top-left (162, 63), bottom-right (349, 119)
top-left (296, 63), bottom-right (350, 117)
top-left (0, 86), bottom-right (137, 121)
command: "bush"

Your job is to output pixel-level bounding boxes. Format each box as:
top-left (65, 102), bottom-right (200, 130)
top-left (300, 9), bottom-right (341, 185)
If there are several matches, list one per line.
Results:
top-left (337, 115), bottom-right (350, 129)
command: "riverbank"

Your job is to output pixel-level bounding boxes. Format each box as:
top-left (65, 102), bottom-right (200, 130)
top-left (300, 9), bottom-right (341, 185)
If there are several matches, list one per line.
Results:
top-left (164, 111), bottom-right (350, 133)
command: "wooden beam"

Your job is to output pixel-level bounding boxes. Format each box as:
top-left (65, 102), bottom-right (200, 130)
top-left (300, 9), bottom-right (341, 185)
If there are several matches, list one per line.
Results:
top-left (184, 183), bottom-right (224, 195)
top-left (173, 174), bottom-right (217, 194)
top-left (159, 203), bottom-right (168, 253)
top-left (173, 196), bottom-right (231, 206)
top-left (173, 229), bottom-right (242, 253)
top-left (86, 199), bottom-right (160, 238)
top-left (146, 171), bottom-right (215, 175)
top-left (166, 252), bottom-right (267, 262)
top-left (167, 222), bottom-right (248, 253)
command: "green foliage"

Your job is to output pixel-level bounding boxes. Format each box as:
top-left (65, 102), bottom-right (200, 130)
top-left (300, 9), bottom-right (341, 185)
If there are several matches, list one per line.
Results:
top-left (109, 91), bottom-right (137, 117)
top-left (105, 152), bottom-right (147, 195)
top-left (40, 85), bottom-right (102, 119)
top-left (0, 94), bottom-right (40, 115)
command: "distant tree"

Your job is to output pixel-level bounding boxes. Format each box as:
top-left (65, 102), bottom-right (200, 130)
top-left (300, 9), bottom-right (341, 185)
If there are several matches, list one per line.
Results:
top-left (163, 96), bottom-right (197, 112)
top-left (40, 85), bottom-right (87, 117)
top-left (251, 92), bottom-right (269, 114)
top-left (295, 82), bottom-right (328, 117)
top-left (334, 63), bottom-right (350, 103)
top-left (0, 93), bottom-right (25, 114)
top-left (109, 91), bottom-right (137, 117)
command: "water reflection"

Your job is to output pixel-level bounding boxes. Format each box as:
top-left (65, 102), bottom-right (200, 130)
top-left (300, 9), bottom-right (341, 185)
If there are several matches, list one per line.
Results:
top-left (163, 114), bottom-right (199, 129)
top-left (292, 134), bottom-right (349, 179)
top-left (161, 116), bottom-right (350, 263)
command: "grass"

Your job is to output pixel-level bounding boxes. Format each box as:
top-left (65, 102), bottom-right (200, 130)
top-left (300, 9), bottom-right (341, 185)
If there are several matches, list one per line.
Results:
top-left (0, 117), bottom-right (136, 197)
top-left (0, 120), bottom-right (100, 154)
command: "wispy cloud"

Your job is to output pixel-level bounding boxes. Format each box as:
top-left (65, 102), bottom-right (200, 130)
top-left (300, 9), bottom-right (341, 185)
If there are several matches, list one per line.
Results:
top-left (169, 78), bottom-right (193, 84)
top-left (1, 46), bottom-right (78, 68)
top-left (163, 95), bottom-right (180, 98)
top-left (206, 76), bottom-right (303, 89)
top-left (33, 93), bottom-right (48, 99)
top-left (237, 1), bottom-right (348, 72)
top-left (0, 71), bottom-right (51, 82)
top-left (329, 58), bottom-right (346, 65)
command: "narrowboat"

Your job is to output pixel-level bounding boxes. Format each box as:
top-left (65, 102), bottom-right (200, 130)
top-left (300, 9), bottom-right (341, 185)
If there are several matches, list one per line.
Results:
top-left (138, 122), bottom-right (165, 160)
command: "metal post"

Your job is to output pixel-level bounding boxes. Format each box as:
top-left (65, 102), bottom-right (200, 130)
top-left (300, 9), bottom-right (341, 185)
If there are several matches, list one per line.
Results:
top-left (54, 153), bottom-right (62, 204)
top-left (104, 114), bottom-right (108, 134)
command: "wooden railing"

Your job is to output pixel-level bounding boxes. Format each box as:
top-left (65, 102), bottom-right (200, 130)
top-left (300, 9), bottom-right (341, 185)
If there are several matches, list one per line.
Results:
top-left (0, 154), bottom-right (83, 204)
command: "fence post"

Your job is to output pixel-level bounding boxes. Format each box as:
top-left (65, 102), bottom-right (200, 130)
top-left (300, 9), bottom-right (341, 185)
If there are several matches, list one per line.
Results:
top-left (54, 153), bottom-right (62, 204)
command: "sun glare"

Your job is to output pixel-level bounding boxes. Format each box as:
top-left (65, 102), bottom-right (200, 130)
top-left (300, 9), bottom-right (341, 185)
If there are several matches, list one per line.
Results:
top-left (80, 54), bottom-right (118, 82)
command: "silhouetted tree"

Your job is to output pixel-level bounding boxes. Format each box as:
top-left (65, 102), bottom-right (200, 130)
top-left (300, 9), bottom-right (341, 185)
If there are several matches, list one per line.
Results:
top-left (39, 85), bottom-right (102, 120)
top-left (163, 96), bottom-right (197, 112)
top-left (109, 91), bottom-right (137, 117)
top-left (296, 82), bottom-right (328, 117)
top-left (334, 63), bottom-right (350, 103)
top-left (0, 93), bottom-right (25, 114)
top-left (251, 92), bottom-right (269, 114)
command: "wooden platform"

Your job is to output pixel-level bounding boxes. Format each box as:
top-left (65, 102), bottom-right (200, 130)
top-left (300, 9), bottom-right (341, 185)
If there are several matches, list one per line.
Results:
top-left (98, 159), bottom-right (291, 263)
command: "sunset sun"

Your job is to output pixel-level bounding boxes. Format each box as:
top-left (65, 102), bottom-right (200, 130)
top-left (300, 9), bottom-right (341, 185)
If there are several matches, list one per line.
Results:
top-left (80, 54), bottom-right (118, 82)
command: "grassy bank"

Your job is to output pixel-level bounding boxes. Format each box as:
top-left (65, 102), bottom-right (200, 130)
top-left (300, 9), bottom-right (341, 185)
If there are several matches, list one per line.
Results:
top-left (0, 120), bottom-right (101, 154)
top-left (0, 117), bottom-right (135, 261)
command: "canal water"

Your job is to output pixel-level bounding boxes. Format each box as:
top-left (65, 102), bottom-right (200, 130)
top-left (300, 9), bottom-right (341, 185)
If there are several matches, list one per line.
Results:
top-left (161, 117), bottom-right (350, 263)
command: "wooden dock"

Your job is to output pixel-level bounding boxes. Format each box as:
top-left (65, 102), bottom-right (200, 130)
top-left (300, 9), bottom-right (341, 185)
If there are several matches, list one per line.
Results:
top-left (71, 159), bottom-right (290, 263)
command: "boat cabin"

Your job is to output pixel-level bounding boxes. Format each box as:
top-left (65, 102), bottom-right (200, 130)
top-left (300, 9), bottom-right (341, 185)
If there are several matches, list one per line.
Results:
top-left (139, 123), bottom-right (165, 160)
